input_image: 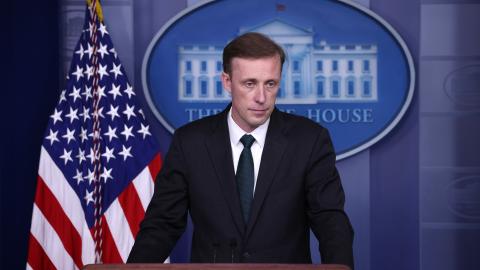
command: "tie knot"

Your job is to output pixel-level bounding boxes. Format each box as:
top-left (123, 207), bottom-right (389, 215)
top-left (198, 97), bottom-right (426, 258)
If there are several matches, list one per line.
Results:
top-left (240, 134), bottom-right (255, 149)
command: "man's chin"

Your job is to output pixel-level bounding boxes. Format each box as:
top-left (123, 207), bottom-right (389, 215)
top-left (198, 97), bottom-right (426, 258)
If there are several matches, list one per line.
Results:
top-left (250, 108), bottom-right (271, 118)
top-left (248, 116), bottom-right (268, 127)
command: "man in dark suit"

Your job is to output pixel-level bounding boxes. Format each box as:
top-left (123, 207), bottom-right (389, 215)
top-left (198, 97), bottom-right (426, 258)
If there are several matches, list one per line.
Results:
top-left (128, 32), bottom-right (354, 269)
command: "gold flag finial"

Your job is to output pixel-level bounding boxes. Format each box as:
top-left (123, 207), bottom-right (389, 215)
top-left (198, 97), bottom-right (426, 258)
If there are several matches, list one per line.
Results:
top-left (86, 0), bottom-right (104, 22)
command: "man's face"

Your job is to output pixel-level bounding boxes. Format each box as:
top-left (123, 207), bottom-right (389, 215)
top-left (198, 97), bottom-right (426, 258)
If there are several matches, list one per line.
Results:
top-left (221, 55), bottom-right (281, 133)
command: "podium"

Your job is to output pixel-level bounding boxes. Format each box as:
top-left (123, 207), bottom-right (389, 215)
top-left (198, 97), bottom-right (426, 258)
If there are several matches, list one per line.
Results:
top-left (83, 264), bottom-right (350, 270)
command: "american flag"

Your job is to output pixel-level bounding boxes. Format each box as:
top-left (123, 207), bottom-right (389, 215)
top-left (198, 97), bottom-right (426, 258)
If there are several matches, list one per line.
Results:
top-left (26, 1), bottom-right (161, 269)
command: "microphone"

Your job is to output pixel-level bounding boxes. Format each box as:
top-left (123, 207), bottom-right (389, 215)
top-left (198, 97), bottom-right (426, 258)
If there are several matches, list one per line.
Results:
top-left (212, 242), bottom-right (220, 263)
top-left (229, 239), bottom-right (237, 263)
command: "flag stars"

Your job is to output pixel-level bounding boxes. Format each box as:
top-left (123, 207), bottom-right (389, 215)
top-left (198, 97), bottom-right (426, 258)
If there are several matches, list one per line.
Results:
top-left (60, 149), bottom-right (73, 165)
top-left (72, 65), bottom-right (84, 81)
top-left (106, 105), bottom-right (120, 121)
top-left (88, 22), bottom-right (95, 36)
top-left (119, 145), bottom-right (133, 161)
top-left (98, 64), bottom-right (109, 80)
top-left (45, 129), bottom-right (59, 145)
top-left (50, 109), bottom-right (62, 124)
top-left (86, 148), bottom-right (98, 164)
top-left (79, 106), bottom-right (91, 122)
top-left (109, 47), bottom-right (117, 59)
top-left (62, 128), bottom-right (76, 144)
top-left (110, 63), bottom-right (122, 79)
top-left (91, 106), bottom-right (105, 120)
top-left (98, 23), bottom-right (109, 37)
top-left (76, 149), bottom-right (86, 164)
top-left (86, 43), bottom-right (94, 59)
top-left (84, 189), bottom-right (94, 206)
top-left (138, 109), bottom-right (145, 119)
top-left (104, 125), bottom-right (118, 142)
top-left (84, 169), bottom-right (95, 185)
top-left (79, 127), bottom-right (88, 143)
top-left (59, 89), bottom-right (67, 103)
top-left (121, 124), bottom-right (135, 141)
top-left (123, 104), bottom-right (136, 120)
top-left (100, 167), bottom-right (113, 183)
top-left (82, 86), bottom-right (93, 101)
top-left (84, 64), bottom-right (94, 80)
top-left (97, 43), bottom-right (109, 59)
top-left (65, 107), bottom-right (79, 123)
top-left (102, 146), bottom-right (116, 163)
top-left (73, 169), bottom-right (84, 185)
top-left (138, 123), bottom-right (151, 139)
top-left (124, 83), bottom-right (135, 98)
top-left (41, 10), bottom-right (159, 219)
top-left (95, 85), bottom-right (107, 102)
top-left (69, 86), bottom-right (82, 102)
top-left (75, 44), bottom-right (85, 60)
top-left (108, 84), bottom-right (122, 101)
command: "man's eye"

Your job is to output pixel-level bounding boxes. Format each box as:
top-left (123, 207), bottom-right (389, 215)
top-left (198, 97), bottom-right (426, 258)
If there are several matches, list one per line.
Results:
top-left (266, 81), bottom-right (277, 88)
top-left (245, 82), bottom-right (255, 88)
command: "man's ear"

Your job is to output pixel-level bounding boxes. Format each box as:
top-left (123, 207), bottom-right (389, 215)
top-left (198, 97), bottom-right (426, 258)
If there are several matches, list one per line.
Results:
top-left (221, 72), bottom-right (232, 94)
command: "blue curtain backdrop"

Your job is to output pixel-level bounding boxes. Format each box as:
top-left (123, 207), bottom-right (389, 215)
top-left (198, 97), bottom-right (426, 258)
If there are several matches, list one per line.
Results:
top-left (2, 1), bottom-right (60, 269)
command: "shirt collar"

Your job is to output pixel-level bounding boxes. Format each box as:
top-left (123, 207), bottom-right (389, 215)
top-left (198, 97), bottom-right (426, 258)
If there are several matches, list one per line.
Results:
top-left (227, 107), bottom-right (269, 149)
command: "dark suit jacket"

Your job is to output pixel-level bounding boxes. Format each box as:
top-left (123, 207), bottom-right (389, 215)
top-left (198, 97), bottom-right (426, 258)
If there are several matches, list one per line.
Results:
top-left (128, 106), bottom-right (354, 269)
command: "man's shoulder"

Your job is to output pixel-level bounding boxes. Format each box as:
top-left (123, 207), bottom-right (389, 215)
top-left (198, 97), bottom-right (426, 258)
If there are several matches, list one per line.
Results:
top-left (275, 110), bottom-right (336, 155)
top-left (174, 110), bottom-right (225, 138)
top-left (275, 109), bottom-right (327, 134)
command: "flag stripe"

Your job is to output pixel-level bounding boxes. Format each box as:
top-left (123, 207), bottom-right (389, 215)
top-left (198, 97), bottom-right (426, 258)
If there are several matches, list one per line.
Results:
top-left (30, 204), bottom-right (79, 270)
top-left (27, 234), bottom-right (56, 270)
top-left (99, 216), bottom-right (123, 263)
top-left (38, 147), bottom-right (95, 244)
top-left (34, 176), bottom-right (83, 268)
top-left (118, 182), bottom-right (145, 238)
top-left (104, 199), bottom-right (135, 262)
top-left (37, 146), bottom-right (96, 265)
top-left (148, 153), bottom-right (162, 182)
top-left (132, 166), bottom-right (155, 211)
top-left (80, 224), bottom-right (96, 267)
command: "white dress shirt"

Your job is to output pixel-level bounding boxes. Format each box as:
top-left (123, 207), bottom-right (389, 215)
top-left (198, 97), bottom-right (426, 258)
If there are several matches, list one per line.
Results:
top-left (227, 108), bottom-right (269, 194)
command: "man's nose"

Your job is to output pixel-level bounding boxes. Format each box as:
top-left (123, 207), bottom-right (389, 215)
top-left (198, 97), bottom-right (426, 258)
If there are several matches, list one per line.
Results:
top-left (254, 86), bottom-right (266, 104)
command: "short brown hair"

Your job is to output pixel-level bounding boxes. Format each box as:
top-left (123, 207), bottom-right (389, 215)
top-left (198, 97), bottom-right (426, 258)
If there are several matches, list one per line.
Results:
top-left (222, 32), bottom-right (286, 75)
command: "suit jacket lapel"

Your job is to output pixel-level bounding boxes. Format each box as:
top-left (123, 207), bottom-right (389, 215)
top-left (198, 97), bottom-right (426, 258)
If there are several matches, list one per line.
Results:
top-left (205, 107), bottom-right (245, 235)
top-left (246, 109), bottom-right (288, 238)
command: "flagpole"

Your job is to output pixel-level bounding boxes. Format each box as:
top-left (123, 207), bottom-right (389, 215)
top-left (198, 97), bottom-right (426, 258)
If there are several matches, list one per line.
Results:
top-left (86, 0), bottom-right (105, 263)
top-left (86, 0), bottom-right (104, 22)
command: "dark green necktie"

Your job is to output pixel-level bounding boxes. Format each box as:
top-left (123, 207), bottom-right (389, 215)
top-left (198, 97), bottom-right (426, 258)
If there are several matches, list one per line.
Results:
top-left (236, 134), bottom-right (255, 224)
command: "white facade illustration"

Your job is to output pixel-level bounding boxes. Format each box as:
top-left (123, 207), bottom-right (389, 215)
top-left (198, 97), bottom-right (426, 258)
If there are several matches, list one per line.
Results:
top-left (178, 20), bottom-right (378, 103)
